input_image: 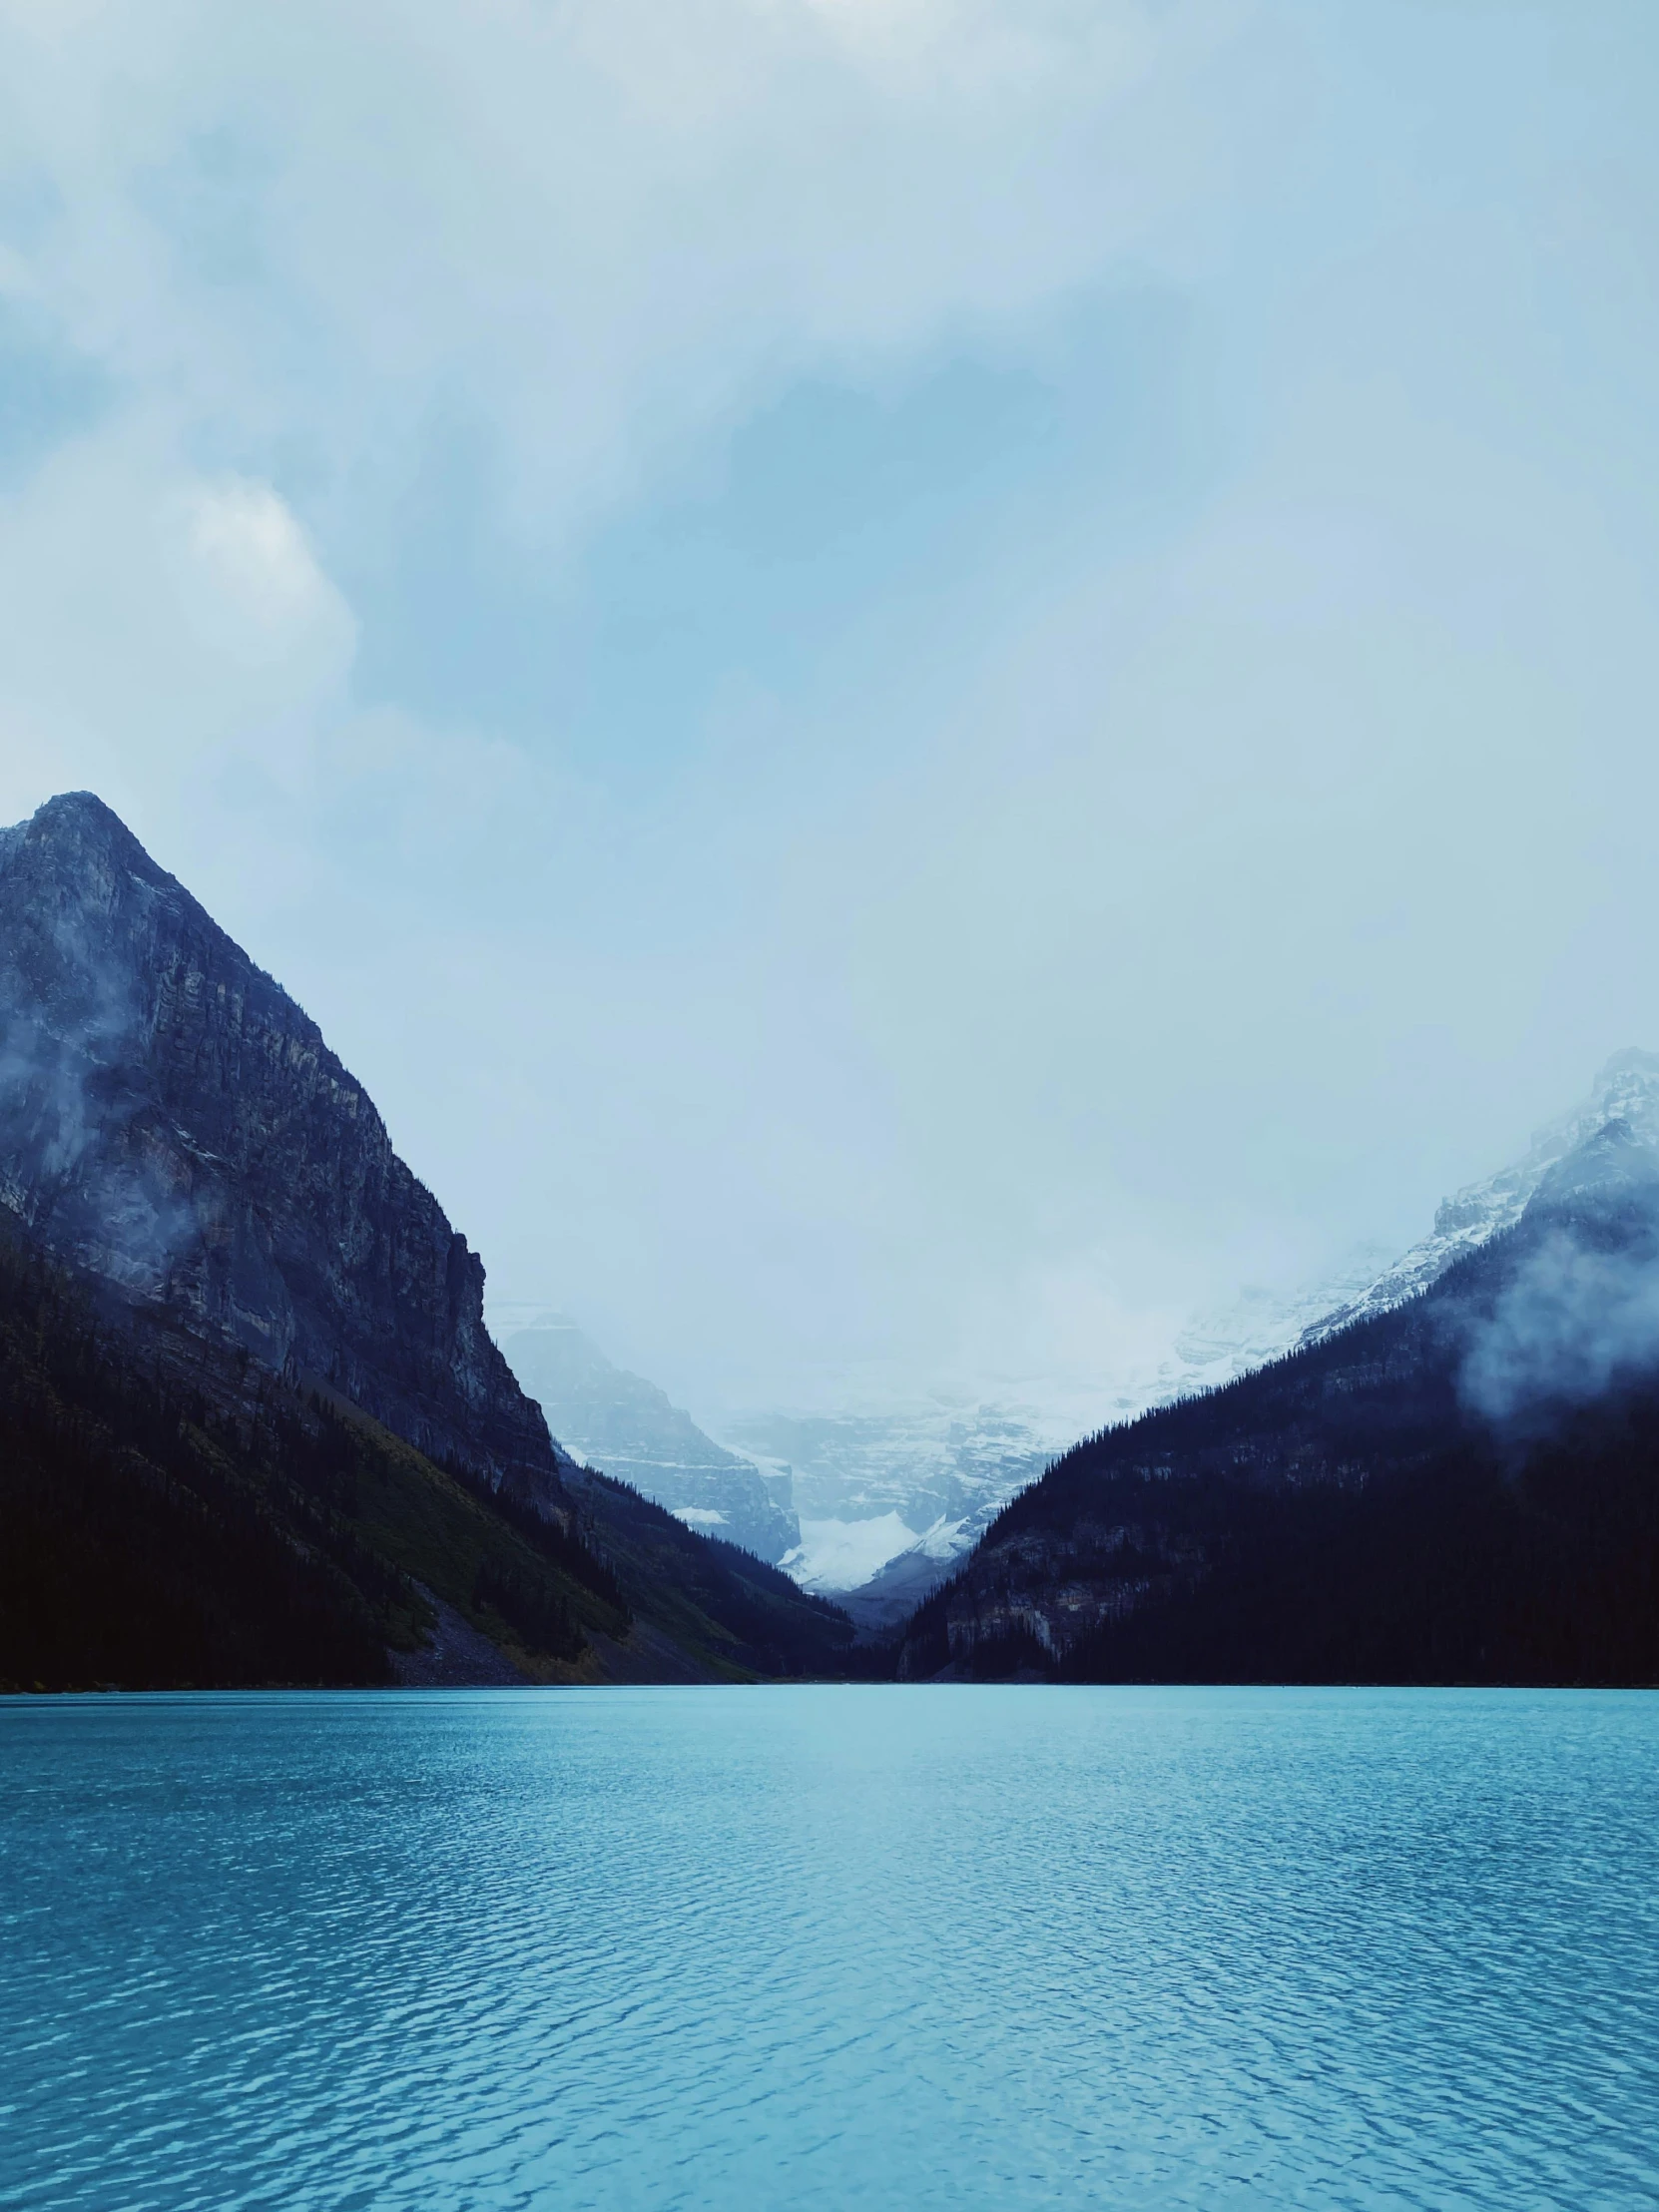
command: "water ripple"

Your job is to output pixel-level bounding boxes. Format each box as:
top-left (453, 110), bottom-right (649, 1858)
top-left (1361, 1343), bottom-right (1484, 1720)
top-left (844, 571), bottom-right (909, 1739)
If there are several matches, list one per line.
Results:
top-left (2, 1686), bottom-right (1657, 2210)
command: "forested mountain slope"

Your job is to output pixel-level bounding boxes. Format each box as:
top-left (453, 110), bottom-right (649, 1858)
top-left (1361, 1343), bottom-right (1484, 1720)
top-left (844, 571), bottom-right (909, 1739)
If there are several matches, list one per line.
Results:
top-left (0, 794), bottom-right (850, 1687)
top-left (895, 1123), bottom-right (1659, 1686)
top-left (0, 1219), bottom-right (850, 1689)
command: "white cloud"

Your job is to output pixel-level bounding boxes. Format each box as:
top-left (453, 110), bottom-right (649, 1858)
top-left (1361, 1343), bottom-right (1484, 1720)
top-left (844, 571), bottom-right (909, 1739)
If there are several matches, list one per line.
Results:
top-left (0, 420), bottom-right (355, 822)
top-left (180, 477), bottom-right (340, 636)
top-left (1, 0), bottom-right (1657, 1424)
top-left (0, 0), bottom-right (1249, 546)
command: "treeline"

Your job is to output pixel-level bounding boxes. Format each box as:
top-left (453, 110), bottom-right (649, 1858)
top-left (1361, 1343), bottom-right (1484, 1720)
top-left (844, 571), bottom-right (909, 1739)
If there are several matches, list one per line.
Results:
top-left (0, 1232), bottom-right (400, 1690)
top-left (0, 1219), bottom-right (860, 1689)
top-left (894, 1217), bottom-right (1659, 1686)
top-left (1057, 1401), bottom-right (1659, 1683)
top-left (565, 1465), bottom-right (855, 1679)
top-left (444, 1450), bottom-right (628, 1617)
top-left (0, 1226), bottom-right (634, 1689)
top-left (471, 1556), bottom-right (583, 1664)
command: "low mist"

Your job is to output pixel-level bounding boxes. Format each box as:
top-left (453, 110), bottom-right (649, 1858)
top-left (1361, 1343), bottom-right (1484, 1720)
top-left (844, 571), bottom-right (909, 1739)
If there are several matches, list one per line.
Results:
top-left (1460, 1228), bottom-right (1659, 1430)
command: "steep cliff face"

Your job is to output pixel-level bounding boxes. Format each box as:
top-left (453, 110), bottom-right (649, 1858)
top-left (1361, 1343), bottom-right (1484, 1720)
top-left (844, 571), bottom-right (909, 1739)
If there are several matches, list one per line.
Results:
top-left (0, 792), bottom-right (557, 1492)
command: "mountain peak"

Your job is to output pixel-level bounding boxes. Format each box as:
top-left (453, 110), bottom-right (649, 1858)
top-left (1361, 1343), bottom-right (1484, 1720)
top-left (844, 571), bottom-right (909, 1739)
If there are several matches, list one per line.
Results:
top-left (1302, 1050), bottom-right (1659, 1348)
top-left (18, 791), bottom-right (169, 878)
top-left (32, 789), bottom-right (134, 832)
top-left (1592, 1046), bottom-right (1659, 1084)
top-left (1527, 1116), bottom-right (1659, 1223)
top-left (0, 794), bottom-right (557, 1493)
top-left (1584, 1048), bottom-right (1659, 1145)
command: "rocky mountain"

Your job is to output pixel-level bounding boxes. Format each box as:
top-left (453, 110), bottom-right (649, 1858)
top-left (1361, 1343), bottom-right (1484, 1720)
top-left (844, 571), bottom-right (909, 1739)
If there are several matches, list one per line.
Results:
top-left (720, 1399), bottom-right (1054, 1626)
top-left (1303, 1049), bottom-right (1659, 1345)
top-left (0, 1212), bottom-right (853, 1691)
top-left (718, 1254), bottom-right (1389, 1625)
top-left (892, 1115), bottom-right (1659, 1686)
top-left (0, 792), bottom-right (556, 1498)
top-left (495, 1312), bottom-right (799, 1563)
top-left (0, 793), bottom-right (851, 1687)
top-left (798, 1053), bottom-right (1659, 1626)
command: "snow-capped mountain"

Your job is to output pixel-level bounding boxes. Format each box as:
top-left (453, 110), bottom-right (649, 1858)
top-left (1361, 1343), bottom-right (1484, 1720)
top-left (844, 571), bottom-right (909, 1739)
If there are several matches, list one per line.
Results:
top-left (714, 1252), bottom-right (1395, 1624)
top-left (493, 1311), bottom-right (800, 1564)
top-left (717, 1399), bottom-right (1059, 1608)
top-left (1303, 1050), bottom-right (1659, 1347)
top-left (741, 1050), bottom-right (1659, 1621)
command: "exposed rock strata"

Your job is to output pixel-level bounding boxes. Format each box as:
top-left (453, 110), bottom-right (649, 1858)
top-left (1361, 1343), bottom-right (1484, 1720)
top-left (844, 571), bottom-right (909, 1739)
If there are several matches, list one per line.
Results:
top-left (0, 792), bottom-right (559, 1494)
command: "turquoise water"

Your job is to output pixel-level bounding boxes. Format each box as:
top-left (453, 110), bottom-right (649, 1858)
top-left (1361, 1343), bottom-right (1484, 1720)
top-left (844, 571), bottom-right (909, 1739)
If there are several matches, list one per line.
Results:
top-left (2, 1688), bottom-right (1657, 2210)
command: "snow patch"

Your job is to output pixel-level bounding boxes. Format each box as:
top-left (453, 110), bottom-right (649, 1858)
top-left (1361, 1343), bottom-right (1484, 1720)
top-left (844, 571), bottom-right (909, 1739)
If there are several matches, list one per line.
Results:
top-left (1305, 1049), bottom-right (1659, 1347)
top-left (780, 1513), bottom-right (919, 1591)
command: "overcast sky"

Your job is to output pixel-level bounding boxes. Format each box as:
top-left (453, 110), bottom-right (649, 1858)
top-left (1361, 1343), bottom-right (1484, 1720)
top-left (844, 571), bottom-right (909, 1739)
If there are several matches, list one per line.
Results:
top-left (2, 1), bottom-right (1657, 1416)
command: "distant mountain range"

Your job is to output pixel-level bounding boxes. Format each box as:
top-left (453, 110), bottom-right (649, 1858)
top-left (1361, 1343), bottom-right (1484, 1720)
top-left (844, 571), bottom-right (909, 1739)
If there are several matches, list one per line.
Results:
top-left (761, 1051), bottom-right (1659, 1623)
top-left (1301, 1048), bottom-right (1659, 1344)
top-left (0, 794), bottom-right (848, 1689)
top-left (892, 1109), bottom-right (1659, 1685)
top-left (494, 1312), bottom-right (799, 1563)
top-left (6, 788), bottom-right (1653, 1688)
top-left (716, 1400), bottom-right (1055, 1627)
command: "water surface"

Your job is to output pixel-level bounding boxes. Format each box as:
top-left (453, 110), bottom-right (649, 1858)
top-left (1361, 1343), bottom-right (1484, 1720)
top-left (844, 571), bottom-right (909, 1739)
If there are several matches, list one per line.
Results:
top-left (3, 1686), bottom-right (1656, 2209)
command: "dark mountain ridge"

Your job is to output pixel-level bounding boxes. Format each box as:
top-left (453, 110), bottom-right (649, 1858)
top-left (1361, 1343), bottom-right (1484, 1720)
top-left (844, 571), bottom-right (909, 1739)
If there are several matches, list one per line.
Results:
top-left (0, 791), bottom-right (553, 1494)
top-left (894, 1120), bottom-right (1659, 1685)
top-left (0, 793), bottom-right (851, 1686)
top-left (0, 1211), bottom-right (851, 1689)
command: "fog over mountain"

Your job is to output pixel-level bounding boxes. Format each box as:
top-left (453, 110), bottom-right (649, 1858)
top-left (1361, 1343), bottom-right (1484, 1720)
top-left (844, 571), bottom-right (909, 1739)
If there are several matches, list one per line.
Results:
top-left (895, 1103), bottom-right (1659, 1685)
top-left (697, 1052), bottom-right (1659, 1622)
top-left (1304, 1051), bottom-right (1659, 1348)
top-left (495, 1312), bottom-right (799, 1564)
top-left (2, 7), bottom-right (1658, 1437)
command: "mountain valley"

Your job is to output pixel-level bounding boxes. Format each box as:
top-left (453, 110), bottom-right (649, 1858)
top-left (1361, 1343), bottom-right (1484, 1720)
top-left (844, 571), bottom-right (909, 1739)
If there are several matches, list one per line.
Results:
top-left (4, 791), bottom-right (1657, 1690)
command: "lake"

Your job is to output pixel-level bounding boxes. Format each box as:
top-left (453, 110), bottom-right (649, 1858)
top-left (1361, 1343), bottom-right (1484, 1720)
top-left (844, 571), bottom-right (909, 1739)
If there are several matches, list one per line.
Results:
top-left (3, 1686), bottom-right (1656, 2210)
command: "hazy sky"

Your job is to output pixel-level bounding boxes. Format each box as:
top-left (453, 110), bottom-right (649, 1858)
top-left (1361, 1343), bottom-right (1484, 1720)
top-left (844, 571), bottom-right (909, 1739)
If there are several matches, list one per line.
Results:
top-left (2, 1), bottom-right (1657, 1415)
